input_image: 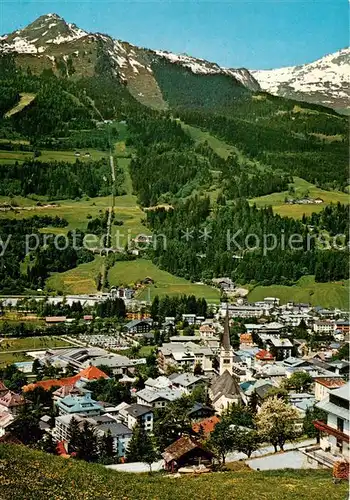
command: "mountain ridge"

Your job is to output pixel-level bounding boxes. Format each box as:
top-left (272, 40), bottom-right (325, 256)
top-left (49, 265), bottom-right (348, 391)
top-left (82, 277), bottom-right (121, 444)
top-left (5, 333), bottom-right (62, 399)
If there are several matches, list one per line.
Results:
top-left (0, 13), bottom-right (260, 110)
top-left (2, 13), bottom-right (347, 110)
top-left (252, 48), bottom-right (349, 110)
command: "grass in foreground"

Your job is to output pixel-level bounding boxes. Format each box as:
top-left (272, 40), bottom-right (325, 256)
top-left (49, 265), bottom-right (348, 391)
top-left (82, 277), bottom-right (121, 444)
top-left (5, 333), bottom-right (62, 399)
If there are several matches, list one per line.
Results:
top-left (108, 258), bottom-right (220, 302)
top-left (0, 444), bottom-right (347, 500)
top-left (248, 275), bottom-right (350, 310)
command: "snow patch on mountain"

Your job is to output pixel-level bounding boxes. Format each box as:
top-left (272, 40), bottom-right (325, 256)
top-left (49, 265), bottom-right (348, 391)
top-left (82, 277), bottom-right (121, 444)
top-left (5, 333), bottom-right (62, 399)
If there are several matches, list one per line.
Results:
top-left (154, 50), bottom-right (222, 75)
top-left (252, 48), bottom-right (350, 106)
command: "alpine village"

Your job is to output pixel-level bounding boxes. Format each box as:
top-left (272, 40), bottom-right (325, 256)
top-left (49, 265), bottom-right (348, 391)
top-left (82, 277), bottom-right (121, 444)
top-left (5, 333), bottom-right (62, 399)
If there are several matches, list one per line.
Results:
top-left (0, 10), bottom-right (349, 500)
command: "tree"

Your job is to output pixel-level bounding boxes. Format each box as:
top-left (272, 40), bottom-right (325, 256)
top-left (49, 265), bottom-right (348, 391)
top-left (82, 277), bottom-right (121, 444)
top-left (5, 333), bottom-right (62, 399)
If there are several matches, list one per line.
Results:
top-left (303, 405), bottom-right (327, 440)
top-left (68, 417), bottom-right (81, 454)
top-left (225, 403), bottom-right (254, 428)
top-left (72, 421), bottom-right (98, 462)
top-left (32, 358), bottom-right (42, 376)
top-left (39, 433), bottom-right (57, 454)
top-left (332, 343), bottom-right (349, 361)
top-left (236, 429), bottom-right (260, 458)
top-left (193, 363), bottom-right (204, 376)
top-left (9, 405), bottom-right (43, 445)
top-left (153, 396), bottom-right (193, 450)
top-left (98, 429), bottom-right (115, 464)
top-left (284, 372), bottom-right (313, 393)
top-left (248, 390), bottom-right (259, 415)
top-left (209, 418), bottom-right (237, 465)
top-left (126, 425), bottom-right (159, 472)
top-left (264, 386), bottom-right (289, 402)
top-left (141, 432), bottom-right (159, 474)
top-left (255, 397), bottom-right (299, 452)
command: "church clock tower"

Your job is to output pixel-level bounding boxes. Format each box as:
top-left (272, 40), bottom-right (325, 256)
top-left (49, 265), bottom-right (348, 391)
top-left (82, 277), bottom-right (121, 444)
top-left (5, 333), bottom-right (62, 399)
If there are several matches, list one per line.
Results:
top-left (219, 304), bottom-right (234, 376)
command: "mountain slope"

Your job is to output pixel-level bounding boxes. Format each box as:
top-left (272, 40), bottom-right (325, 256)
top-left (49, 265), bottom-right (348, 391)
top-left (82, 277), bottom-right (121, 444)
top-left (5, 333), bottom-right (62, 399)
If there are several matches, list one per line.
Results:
top-left (252, 49), bottom-right (350, 110)
top-left (0, 13), bottom-right (260, 110)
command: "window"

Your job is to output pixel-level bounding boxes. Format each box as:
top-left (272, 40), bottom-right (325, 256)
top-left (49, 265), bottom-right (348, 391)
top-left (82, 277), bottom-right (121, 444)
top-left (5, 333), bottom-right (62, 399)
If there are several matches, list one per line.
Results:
top-left (329, 394), bottom-right (349, 410)
top-left (337, 417), bottom-right (344, 433)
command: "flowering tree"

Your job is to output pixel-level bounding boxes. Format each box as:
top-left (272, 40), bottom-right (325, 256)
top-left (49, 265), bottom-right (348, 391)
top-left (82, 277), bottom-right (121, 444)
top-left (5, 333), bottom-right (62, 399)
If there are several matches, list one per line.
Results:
top-left (255, 397), bottom-right (299, 452)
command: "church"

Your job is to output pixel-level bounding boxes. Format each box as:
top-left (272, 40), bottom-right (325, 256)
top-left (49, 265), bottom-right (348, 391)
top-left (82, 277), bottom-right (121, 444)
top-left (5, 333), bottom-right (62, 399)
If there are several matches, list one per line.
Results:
top-left (209, 305), bottom-right (243, 414)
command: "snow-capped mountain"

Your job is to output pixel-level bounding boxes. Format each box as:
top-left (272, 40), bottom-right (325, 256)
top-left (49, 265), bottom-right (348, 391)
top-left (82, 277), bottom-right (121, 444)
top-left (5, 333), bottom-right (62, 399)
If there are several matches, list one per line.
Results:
top-left (252, 49), bottom-right (350, 110)
top-left (0, 13), bottom-right (89, 53)
top-left (0, 13), bottom-right (260, 109)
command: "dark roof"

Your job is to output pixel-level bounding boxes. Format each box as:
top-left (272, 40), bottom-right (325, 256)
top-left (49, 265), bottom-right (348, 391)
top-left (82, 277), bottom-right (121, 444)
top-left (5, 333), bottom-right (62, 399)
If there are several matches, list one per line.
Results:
top-left (125, 403), bottom-right (153, 418)
top-left (162, 435), bottom-right (214, 463)
top-left (99, 423), bottom-right (132, 437)
top-left (125, 319), bottom-right (152, 329)
top-left (210, 370), bottom-right (242, 402)
top-left (255, 383), bottom-right (274, 399)
top-left (188, 403), bottom-right (214, 417)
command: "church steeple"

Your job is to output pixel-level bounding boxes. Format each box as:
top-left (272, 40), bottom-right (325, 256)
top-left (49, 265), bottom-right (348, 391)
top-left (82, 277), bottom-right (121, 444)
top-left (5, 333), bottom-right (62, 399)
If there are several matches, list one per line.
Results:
top-left (219, 303), bottom-right (234, 376)
top-left (222, 303), bottom-right (231, 350)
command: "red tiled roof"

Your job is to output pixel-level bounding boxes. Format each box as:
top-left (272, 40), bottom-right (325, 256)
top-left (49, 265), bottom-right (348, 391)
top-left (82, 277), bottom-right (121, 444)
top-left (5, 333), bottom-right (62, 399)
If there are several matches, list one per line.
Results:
top-left (78, 365), bottom-right (109, 380)
top-left (23, 375), bottom-right (80, 392)
top-left (23, 365), bottom-right (108, 392)
top-left (56, 440), bottom-right (70, 458)
top-left (192, 416), bottom-right (220, 435)
top-left (314, 378), bottom-right (346, 389)
top-left (255, 349), bottom-right (274, 360)
top-left (240, 333), bottom-right (253, 343)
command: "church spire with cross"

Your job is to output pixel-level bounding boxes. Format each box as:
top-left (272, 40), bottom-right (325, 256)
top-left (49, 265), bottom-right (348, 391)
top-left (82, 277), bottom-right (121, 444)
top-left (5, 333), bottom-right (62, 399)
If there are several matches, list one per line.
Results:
top-left (219, 303), bottom-right (234, 376)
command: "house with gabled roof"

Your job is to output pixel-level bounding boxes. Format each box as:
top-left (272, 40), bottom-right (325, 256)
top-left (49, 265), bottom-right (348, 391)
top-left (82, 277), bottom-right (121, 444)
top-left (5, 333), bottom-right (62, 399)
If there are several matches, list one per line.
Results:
top-left (0, 391), bottom-right (29, 416)
top-left (136, 387), bottom-right (183, 409)
top-left (162, 435), bottom-right (214, 472)
top-left (55, 391), bottom-right (102, 417)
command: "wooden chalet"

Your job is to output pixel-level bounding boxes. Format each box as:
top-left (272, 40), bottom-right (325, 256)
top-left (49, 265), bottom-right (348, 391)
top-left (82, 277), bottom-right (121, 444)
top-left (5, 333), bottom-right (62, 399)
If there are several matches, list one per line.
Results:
top-left (162, 435), bottom-right (214, 472)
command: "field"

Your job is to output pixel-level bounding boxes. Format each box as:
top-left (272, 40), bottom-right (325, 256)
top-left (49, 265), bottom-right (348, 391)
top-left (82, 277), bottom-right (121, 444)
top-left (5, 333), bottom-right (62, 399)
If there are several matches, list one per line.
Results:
top-left (46, 257), bottom-right (103, 294)
top-left (180, 123), bottom-right (349, 220)
top-left (0, 147), bottom-right (108, 165)
top-left (5, 92), bottom-right (36, 118)
top-left (0, 336), bottom-right (71, 351)
top-left (250, 177), bottom-right (349, 218)
top-left (0, 352), bottom-right (32, 367)
top-left (248, 275), bottom-right (350, 310)
top-left (0, 444), bottom-right (347, 500)
top-left (108, 259), bottom-right (220, 302)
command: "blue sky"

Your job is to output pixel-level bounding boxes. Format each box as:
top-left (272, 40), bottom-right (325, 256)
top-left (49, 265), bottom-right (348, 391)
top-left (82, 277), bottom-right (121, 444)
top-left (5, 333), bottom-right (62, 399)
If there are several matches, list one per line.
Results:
top-left (0, 1), bottom-right (347, 69)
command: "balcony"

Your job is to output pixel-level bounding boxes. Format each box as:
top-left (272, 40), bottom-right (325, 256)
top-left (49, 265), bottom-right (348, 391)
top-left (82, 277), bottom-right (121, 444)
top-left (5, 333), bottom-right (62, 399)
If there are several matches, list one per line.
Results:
top-left (313, 420), bottom-right (349, 443)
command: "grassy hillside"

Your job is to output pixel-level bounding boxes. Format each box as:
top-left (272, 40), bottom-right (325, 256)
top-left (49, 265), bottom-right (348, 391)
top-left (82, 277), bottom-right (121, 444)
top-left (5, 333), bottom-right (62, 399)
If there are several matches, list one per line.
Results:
top-left (45, 257), bottom-right (103, 295)
top-left (0, 444), bottom-right (347, 500)
top-left (248, 275), bottom-right (350, 310)
top-left (108, 259), bottom-right (220, 302)
top-left (250, 177), bottom-right (349, 218)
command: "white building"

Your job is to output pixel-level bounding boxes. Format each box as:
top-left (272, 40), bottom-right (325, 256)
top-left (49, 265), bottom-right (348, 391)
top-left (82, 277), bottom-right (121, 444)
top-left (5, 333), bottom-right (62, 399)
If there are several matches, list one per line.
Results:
top-left (315, 383), bottom-right (349, 460)
top-left (313, 321), bottom-right (336, 335)
top-left (136, 387), bottom-right (183, 409)
top-left (117, 403), bottom-right (154, 432)
top-left (314, 377), bottom-right (346, 402)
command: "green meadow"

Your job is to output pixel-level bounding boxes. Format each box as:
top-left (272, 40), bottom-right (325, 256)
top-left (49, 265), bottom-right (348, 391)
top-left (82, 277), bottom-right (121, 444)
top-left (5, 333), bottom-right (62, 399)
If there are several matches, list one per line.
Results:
top-left (248, 275), bottom-right (350, 310)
